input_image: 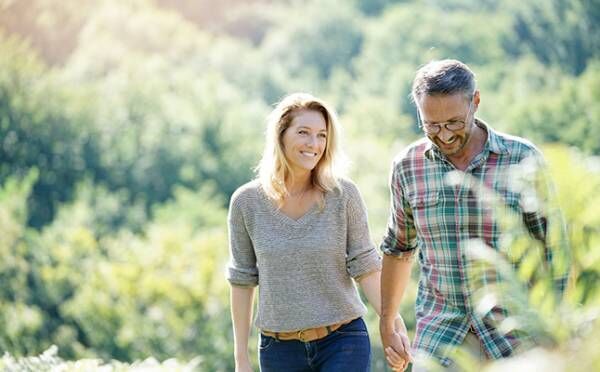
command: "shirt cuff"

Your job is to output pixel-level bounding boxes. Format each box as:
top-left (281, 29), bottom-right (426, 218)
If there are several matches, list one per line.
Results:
top-left (380, 244), bottom-right (417, 260)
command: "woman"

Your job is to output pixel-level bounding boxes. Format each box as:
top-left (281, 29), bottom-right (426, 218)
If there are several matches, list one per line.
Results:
top-left (227, 93), bottom-right (407, 371)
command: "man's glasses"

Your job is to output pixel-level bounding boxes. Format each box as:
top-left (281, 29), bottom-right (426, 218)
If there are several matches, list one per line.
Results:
top-left (419, 101), bottom-right (473, 135)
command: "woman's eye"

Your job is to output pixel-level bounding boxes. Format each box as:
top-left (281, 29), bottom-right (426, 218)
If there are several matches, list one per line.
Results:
top-left (318, 133), bottom-right (327, 139)
top-left (298, 130), bottom-right (308, 135)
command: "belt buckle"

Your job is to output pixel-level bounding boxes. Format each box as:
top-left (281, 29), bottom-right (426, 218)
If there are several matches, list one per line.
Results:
top-left (297, 329), bottom-right (308, 342)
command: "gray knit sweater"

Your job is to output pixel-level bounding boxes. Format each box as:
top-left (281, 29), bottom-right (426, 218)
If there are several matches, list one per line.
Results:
top-left (226, 178), bottom-right (382, 332)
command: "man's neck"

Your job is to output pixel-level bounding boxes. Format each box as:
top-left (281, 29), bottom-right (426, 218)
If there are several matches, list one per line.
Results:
top-left (447, 125), bottom-right (487, 171)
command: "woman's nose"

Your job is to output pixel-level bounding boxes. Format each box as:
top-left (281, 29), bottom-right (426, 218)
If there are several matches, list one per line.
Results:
top-left (306, 135), bottom-right (317, 146)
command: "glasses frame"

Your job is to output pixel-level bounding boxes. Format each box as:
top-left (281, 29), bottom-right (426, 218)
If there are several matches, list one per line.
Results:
top-left (418, 98), bottom-right (474, 135)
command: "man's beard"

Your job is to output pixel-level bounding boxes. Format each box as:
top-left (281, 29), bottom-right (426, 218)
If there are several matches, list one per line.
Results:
top-left (432, 131), bottom-right (470, 156)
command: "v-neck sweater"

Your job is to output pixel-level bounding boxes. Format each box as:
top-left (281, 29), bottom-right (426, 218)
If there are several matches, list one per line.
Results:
top-left (226, 178), bottom-right (382, 332)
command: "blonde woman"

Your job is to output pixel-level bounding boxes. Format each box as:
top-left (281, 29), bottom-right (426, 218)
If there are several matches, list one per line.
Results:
top-left (227, 93), bottom-right (408, 371)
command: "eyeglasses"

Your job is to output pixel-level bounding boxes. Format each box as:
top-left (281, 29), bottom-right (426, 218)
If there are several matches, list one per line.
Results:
top-left (419, 101), bottom-right (473, 135)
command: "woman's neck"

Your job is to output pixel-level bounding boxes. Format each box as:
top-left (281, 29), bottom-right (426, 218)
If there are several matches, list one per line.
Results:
top-left (286, 172), bottom-right (312, 195)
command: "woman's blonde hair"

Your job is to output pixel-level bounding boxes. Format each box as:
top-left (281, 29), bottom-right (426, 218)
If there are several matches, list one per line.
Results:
top-left (257, 92), bottom-right (346, 204)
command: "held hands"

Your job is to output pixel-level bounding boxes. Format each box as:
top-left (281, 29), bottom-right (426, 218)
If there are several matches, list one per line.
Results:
top-left (380, 315), bottom-right (413, 371)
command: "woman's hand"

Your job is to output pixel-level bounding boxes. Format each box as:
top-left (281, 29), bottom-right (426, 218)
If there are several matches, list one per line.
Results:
top-left (381, 314), bottom-right (413, 371)
top-left (234, 355), bottom-right (253, 372)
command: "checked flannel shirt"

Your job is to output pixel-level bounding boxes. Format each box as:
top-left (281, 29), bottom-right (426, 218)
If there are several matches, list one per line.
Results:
top-left (380, 119), bottom-right (562, 366)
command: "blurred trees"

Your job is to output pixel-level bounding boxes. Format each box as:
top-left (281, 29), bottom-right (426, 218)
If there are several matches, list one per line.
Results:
top-left (261, 0), bottom-right (364, 80)
top-left (0, 0), bottom-right (95, 65)
top-left (1, 6), bottom-right (267, 227)
top-left (0, 33), bottom-right (100, 228)
top-left (504, 0), bottom-right (600, 75)
top-left (0, 173), bottom-right (236, 370)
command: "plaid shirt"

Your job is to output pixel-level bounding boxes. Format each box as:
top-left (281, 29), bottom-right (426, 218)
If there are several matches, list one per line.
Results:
top-left (381, 120), bottom-right (553, 365)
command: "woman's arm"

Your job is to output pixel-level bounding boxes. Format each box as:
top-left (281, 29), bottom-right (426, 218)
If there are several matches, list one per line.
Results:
top-left (358, 267), bottom-right (413, 371)
top-left (230, 285), bottom-right (256, 372)
top-left (357, 270), bottom-right (409, 330)
top-left (356, 270), bottom-right (383, 316)
top-left (357, 269), bottom-right (410, 342)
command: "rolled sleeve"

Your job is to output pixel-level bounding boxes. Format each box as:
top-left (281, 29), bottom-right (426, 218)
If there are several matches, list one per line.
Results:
top-left (347, 247), bottom-right (382, 279)
top-left (345, 182), bottom-right (382, 278)
top-left (380, 160), bottom-right (418, 258)
top-left (226, 193), bottom-right (258, 287)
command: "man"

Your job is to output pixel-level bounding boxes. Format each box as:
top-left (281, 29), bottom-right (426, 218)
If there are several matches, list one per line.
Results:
top-left (379, 59), bottom-right (564, 371)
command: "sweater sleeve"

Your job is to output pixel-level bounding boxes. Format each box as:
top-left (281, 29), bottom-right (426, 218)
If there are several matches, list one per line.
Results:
top-left (226, 191), bottom-right (259, 287)
top-left (344, 181), bottom-right (382, 278)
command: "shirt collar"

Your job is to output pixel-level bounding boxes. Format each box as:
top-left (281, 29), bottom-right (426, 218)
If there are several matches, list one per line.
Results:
top-left (423, 118), bottom-right (508, 161)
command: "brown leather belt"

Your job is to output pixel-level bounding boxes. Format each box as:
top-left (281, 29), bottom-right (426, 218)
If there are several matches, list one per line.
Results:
top-left (261, 319), bottom-right (354, 342)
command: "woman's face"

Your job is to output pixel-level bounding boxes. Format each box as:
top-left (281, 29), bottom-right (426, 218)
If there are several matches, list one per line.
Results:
top-left (282, 109), bottom-right (327, 177)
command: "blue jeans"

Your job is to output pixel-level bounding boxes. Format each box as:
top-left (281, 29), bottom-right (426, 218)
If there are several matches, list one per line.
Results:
top-left (259, 317), bottom-right (371, 372)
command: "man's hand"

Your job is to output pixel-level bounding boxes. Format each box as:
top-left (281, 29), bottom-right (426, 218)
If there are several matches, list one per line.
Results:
top-left (380, 315), bottom-right (413, 371)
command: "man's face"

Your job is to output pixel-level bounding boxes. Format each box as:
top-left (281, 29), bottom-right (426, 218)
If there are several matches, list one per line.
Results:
top-left (417, 93), bottom-right (477, 158)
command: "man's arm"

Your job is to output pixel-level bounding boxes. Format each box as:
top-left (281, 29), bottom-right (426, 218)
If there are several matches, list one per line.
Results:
top-left (380, 254), bottom-right (414, 371)
top-left (378, 159), bottom-right (418, 370)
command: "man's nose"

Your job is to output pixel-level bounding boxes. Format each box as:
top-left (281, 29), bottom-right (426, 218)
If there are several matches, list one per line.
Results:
top-left (438, 127), bottom-right (454, 142)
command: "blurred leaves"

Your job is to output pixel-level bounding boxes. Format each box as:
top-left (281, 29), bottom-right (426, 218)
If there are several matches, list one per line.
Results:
top-left (447, 147), bottom-right (600, 371)
top-left (1, 344), bottom-right (202, 371)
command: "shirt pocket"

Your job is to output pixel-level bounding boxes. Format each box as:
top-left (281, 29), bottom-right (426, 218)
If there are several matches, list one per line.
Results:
top-left (409, 191), bottom-right (444, 240)
top-left (410, 191), bottom-right (440, 209)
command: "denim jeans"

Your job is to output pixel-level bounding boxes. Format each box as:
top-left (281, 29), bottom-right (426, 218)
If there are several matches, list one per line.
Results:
top-left (259, 317), bottom-right (371, 372)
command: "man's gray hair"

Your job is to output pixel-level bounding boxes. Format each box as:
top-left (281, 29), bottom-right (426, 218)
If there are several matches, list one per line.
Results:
top-left (411, 59), bottom-right (476, 103)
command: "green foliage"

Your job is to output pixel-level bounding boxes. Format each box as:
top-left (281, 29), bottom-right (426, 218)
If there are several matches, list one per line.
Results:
top-left (1, 345), bottom-right (201, 371)
top-left (0, 172), bottom-right (235, 368)
top-left (439, 146), bottom-right (600, 371)
top-left (261, 0), bottom-right (364, 80)
top-left (1, 6), bottom-right (267, 227)
top-left (0, 170), bottom-right (39, 355)
top-left (0, 0), bottom-right (95, 65)
top-left (544, 146), bottom-right (600, 306)
top-left (504, 0), bottom-right (600, 75)
top-left (496, 61), bottom-right (600, 154)
top-left (355, 3), bottom-right (507, 78)
top-left (0, 32), bottom-right (100, 227)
